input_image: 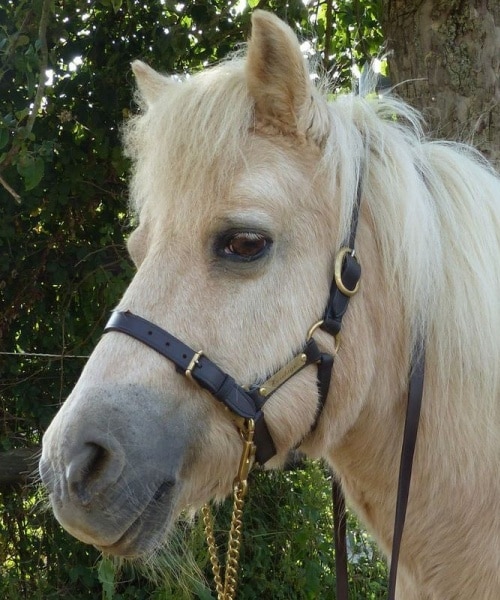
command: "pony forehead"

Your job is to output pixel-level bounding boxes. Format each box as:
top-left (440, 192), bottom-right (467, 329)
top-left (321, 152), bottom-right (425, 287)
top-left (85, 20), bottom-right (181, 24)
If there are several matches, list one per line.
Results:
top-left (123, 59), bottom-right (324, 226)
top-left (123, 60), bottom-right (258, 217)
top-left (125, 60), bottom-right (254, 165)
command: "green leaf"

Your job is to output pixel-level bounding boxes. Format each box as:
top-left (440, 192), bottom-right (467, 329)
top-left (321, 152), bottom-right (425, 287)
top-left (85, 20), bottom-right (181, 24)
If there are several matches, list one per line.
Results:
top-left (97, 556), bottom-right (116, 600)
top-left (16, 154), bottom-right (45, 190)
top-left (16, 34), bottom-right (30, 47)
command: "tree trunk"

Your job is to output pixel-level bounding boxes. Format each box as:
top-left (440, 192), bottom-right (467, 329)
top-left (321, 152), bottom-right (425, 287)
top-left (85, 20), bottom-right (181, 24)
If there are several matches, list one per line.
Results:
top-left (0, 448), bottom-right (39, 493)
top-left (381, 0), bottom-right (500, 168)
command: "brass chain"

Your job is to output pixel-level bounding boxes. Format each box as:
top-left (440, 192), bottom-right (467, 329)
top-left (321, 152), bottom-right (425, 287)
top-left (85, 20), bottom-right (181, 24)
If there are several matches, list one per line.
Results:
top-left (203, 419), bottom-right (256, 600)
top-left (202, 504), bottom-right (225, 599)
top-left (222, 481), bottom-right (246, 598)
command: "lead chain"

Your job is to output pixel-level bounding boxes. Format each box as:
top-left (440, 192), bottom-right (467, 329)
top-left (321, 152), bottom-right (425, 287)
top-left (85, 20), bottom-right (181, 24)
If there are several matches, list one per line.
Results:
top-left (202, 504), bottom-right (225, 599)
top-left (202, 481), bottom-right (248, 600)
top-left (203, 420), bottom-right (255, 600)
top-left (222, 481), bottom-right (246, 598)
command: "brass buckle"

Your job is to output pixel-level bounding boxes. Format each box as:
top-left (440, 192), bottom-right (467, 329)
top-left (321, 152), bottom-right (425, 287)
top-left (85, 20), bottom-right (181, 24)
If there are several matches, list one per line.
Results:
top-left (334, 247), bottom-right (360, 297)
top-left (185, 350), bottom-right (203, 380)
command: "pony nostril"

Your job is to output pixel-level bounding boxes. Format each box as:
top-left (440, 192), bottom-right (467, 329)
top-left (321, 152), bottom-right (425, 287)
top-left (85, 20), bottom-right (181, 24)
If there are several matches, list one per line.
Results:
top-left (66, 441), bottom-right (125, 506)
top-left (85, 443), bottom-right (109, 478)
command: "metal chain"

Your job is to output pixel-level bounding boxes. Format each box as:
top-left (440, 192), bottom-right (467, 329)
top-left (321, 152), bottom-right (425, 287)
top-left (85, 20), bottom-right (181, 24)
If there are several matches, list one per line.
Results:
top-left (223, 481), bottom-right (246, 598)
top-left (202, 504), bottom-right (225, 599)
top-left (203, 419), bottom-right (255, 600)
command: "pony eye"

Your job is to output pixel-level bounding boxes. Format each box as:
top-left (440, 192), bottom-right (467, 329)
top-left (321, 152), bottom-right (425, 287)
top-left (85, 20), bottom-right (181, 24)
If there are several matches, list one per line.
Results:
top-left (219, 231), bottom-right (272, 262)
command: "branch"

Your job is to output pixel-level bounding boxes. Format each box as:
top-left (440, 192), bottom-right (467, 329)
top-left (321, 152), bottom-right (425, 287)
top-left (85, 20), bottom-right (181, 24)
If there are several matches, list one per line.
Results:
top-left (0, 173), bottom-right (22, 203)
top-left (323, 0), bottom-right (334, 74)
top-left (0, 447), bottom-right (40, 493)
top-left (25, 0), bottom-right (51, 137)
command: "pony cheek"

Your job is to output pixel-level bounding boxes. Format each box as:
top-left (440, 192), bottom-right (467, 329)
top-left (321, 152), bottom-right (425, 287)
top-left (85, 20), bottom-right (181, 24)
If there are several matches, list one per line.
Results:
top-left (262, 367), bottom-right (323, 460)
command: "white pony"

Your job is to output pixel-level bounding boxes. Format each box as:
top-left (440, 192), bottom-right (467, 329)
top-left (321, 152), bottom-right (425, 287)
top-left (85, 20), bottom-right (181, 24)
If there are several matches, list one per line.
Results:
top-left (40, 11), bottom-right (500, 599)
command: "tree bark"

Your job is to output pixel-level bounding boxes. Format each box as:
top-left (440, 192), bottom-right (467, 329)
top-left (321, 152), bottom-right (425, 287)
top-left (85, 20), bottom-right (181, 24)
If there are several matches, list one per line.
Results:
top-left (0, 448), bottom-right (40, 493)
top-left (382, 0), bottom-right (500, 168)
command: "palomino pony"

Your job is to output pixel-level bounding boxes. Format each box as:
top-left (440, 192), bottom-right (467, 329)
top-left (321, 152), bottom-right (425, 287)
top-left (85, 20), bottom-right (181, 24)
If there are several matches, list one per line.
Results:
top-left (40, 11), bottom-right (500, 600)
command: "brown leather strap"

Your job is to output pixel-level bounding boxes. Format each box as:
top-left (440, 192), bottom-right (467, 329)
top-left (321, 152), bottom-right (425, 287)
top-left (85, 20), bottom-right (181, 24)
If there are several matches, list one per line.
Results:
top-left (387, 344), bottom-right (425, 599)
top-left (332, 475), bottom-right (348, 599)
top-left (332, 343), bottom-right (425, 599)
top-left (103, 311), bottom-right (333, 465)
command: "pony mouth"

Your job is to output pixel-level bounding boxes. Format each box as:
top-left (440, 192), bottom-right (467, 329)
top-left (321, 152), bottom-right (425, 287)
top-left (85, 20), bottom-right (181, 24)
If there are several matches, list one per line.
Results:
top-left (98, 480), bottom-right (177, 557)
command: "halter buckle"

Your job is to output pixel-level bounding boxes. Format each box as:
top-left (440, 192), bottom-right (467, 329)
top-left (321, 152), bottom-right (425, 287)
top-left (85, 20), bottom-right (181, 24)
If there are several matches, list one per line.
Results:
top-left (185, 350), bottom-right (204, 380)
top-left (334, 247), bottom-right (360, 297)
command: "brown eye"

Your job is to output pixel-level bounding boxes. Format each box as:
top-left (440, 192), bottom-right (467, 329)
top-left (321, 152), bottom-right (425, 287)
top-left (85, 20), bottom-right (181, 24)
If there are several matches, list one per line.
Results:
top-left (217, 231), bottom-right (272, 262)
top-left (227, 232), bottom-right (267, 257)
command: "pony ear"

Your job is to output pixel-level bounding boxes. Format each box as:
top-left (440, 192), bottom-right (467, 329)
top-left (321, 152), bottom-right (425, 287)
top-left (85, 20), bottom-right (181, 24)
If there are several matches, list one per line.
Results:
top-left (246, 11), bottom-right (312, 134)
top-left (132, 60), bottom-right (169, 106)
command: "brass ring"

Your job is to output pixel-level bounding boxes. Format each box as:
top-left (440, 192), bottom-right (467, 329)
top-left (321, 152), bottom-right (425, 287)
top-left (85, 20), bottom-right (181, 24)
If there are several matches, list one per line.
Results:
top-left (334, 247), bottom-right (360, 297)
top-left (307, 320), bottom-right (324, 340)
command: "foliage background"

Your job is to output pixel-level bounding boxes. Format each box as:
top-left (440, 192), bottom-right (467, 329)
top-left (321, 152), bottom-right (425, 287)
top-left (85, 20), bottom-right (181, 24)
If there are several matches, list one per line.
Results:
top-left (1, 1), bottom-right (386, 597)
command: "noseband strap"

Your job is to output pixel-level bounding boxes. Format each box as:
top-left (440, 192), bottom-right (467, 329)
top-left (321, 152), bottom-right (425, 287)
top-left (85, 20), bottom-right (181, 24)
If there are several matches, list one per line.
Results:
top-left (104, 310), bottom-right (276, 464)
top-left (103, 310), bottom-right (333, 465)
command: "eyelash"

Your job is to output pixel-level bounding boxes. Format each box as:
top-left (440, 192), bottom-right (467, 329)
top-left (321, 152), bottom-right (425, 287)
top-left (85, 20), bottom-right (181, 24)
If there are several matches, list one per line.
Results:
top-left (215, 231), bottom-right (273, 262)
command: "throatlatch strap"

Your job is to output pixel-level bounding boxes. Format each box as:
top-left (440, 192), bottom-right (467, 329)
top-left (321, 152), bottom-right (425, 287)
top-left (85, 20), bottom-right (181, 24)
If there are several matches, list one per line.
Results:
top-left (321, 167), bottom-right (425, 599)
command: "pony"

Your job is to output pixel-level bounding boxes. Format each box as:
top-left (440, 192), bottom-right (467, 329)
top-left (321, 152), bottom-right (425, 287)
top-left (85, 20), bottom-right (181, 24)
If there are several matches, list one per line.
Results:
top-left (40, 11), bottom-right (500, 599)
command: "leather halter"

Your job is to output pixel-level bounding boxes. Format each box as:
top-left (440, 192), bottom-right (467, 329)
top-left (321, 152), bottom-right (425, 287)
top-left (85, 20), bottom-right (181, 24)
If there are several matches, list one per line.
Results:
top-left (104, 180), bottom-right (362, 464)
top-left (103, 310), bottom-right (338, 464)
top-left (102, 179), bottom-right (424, 598)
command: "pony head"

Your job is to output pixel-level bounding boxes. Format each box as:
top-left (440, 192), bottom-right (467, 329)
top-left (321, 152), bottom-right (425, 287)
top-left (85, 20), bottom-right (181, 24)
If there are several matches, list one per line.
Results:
top-left (40, 11), bottom-right (500, 598)
top-left (40, 11), bottom-right (351, 556)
